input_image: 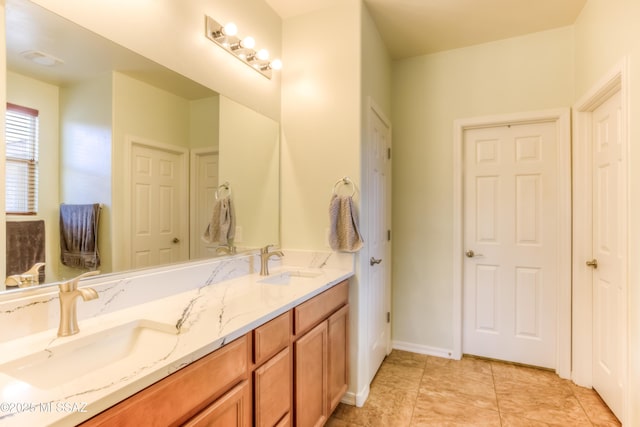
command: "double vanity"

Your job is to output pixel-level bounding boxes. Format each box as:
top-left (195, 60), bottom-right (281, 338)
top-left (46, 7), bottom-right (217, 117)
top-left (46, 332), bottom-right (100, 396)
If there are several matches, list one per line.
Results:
top-left (0, 250), bottom-right (353, 426)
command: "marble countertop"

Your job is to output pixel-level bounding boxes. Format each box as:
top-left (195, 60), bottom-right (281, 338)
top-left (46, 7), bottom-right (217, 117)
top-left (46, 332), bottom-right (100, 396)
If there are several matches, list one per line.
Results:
top-left (0, 265), bottom-right (353, 426)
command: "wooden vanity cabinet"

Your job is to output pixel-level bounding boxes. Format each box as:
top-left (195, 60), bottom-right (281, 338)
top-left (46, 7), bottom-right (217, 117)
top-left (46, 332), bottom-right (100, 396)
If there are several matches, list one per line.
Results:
top-left (293, 281), bottom-right (349, 427)
top-left (81, 334), bottom-right (251, 427)
top-left (81, 280), bottom-right (349, 427)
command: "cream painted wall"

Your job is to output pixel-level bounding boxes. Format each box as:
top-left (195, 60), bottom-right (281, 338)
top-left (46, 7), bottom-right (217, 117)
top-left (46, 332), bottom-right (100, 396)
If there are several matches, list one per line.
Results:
top-left (574, 1), bottom-right (640, 423)
top-left (59, 73), bottom-right (113, 279)
top-left (190, 95), bottom-right (220, 150)
top-left (361, 4), bottom-right (392, 116)
top-left (6, 71), bottom-right (60, 283)
top-left (111, 72), bottom-right (191, 271)
top-left (280, 0), bottom-right (364, 401)
top-left (28, 0), bottom-right (282, 120)
top-left (218, 96), bottom-right (279, 249)
top-left (391, 27), bottom-right (574, 352)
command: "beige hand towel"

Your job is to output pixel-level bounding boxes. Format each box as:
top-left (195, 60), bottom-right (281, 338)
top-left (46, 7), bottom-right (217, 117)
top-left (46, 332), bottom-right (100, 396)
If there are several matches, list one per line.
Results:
top-left (202, 196), bottom-right (236, 245)
top-left (329, 194), bottom-right (364, 252)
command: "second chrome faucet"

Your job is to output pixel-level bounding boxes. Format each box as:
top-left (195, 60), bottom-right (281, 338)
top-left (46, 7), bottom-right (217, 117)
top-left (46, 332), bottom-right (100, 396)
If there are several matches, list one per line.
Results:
top-left (259, 245), bottom-right (284, 276)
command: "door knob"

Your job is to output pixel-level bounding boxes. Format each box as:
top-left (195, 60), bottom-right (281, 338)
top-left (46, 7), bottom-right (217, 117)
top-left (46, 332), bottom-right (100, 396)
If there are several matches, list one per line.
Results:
top-left (172, 237), bottom-right (180, 244)
top-left (586, 259), bottom-right (598, 269)
top-left (465, 250), bottom-right (483, 258)
top-left (370, 257), bottom-right (382, 266)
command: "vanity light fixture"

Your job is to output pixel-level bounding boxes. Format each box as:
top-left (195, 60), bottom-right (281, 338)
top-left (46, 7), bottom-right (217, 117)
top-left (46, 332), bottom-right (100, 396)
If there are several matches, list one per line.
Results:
top-left (205, 15), bottom-right (281, 79)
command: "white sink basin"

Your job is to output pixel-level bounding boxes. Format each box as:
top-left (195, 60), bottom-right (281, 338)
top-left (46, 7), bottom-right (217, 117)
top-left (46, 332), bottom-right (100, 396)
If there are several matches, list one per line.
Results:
top-left (0, 319), bottom-right (179, 389)
top-left (259, 269), bottom-right (323, 285)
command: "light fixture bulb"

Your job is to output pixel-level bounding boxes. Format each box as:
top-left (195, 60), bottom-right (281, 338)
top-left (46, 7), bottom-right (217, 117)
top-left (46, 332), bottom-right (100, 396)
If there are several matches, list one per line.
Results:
top-left (270, 59), bottom-right (282, 70)
top-left (256, 49), bottom-right (270, 61)
top-left (223, 22), bottom-right (238, 36)
top-left (241, 36), bottom-right (256, 49)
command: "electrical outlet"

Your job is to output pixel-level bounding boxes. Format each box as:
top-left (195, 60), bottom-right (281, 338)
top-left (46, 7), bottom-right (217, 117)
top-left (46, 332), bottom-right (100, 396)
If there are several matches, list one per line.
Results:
top-left (235, 226), bottom-right (243, 243)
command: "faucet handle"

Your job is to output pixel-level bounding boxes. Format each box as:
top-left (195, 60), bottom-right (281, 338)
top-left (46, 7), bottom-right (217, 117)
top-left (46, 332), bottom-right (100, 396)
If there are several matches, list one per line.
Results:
top-left (261, 244), bottom-right (274, 254)
top-left (59, 270), bottom-right (101, 292)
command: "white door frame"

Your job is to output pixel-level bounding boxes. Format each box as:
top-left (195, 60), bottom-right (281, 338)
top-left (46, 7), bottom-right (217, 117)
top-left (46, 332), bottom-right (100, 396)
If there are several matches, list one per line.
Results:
top-left (572, 59), bottom-right (629, 423)
top-left (452, 109), bottom-right (571, 379)
top-left (123, 135), bottom-right (189, 270)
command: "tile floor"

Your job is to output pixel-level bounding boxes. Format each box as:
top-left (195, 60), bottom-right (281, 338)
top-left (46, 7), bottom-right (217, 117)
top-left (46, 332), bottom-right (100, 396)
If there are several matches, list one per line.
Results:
top-left (327, 350), bottom-right (621, 426)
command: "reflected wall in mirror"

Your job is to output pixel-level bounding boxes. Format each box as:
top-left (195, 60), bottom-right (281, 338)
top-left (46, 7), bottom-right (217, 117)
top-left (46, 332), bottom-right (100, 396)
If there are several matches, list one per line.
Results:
top-left (3, 0), bottom-right (280, 292)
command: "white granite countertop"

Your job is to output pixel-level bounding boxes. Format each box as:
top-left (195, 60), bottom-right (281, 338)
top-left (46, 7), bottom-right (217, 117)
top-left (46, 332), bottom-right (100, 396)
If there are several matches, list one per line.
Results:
top-left (0, 265), bottom-right (353, 426)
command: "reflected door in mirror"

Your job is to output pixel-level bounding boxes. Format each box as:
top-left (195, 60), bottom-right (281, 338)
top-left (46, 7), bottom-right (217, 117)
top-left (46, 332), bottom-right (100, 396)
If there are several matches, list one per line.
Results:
top-left (131, 141), bottom-right (188, 268)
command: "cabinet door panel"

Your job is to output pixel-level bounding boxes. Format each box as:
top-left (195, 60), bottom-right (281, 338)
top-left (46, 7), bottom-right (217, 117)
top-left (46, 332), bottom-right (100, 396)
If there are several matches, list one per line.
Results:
top-left (328, 304), bottom-right (349, 413)
top-left (254, 347), bottom-right (291, 427)
top-left (294, 321), bottom-right (328, 427)
top-left (183, 380), bottom-right (252, 427)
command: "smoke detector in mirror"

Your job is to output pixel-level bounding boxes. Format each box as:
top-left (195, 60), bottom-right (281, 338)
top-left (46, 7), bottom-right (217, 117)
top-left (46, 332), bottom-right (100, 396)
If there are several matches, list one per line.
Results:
top-left (21, 50), bottom-right (64, 67)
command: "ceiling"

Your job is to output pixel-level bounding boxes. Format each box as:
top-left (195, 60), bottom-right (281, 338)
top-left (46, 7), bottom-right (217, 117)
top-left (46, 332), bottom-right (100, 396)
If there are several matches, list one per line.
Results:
top-left (265, 0), bottom-right (587, 59)
top-left (6, 0), bottom-right (214, 99)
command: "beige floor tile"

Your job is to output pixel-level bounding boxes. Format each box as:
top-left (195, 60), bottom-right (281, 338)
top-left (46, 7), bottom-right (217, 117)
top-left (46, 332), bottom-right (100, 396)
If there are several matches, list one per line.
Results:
top-left (419, 368), bottom-right (498, 411)
top-left (384, 350), bottom-right (429, 369)
top-left (371, 361), bottom-right (424, 393)
top-left (410, 392), bottom-right (501, 426)
top-left (426, 355), bottom-right (493, 378)
top-left (570, 383), bottom-right (621, 426)
top-left (325, 417), bottom-right (365, 427)
top-left (329, 351), bottom-right (620, 427)
top-left (496, 380), bottom-right (591, 425)
top-left (500, 413), bottom-right (554, 426)
top-left (332, 385), bottom-right (416, 427)
top-left (491, 361), bottom-right (563, 388)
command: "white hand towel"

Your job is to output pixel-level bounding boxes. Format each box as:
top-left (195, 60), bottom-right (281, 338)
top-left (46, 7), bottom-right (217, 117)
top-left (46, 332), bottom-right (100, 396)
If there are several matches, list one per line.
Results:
top-left (329, 194), bottom-right (364, 252)
top-left (202, 196), bottom-right (236, 245)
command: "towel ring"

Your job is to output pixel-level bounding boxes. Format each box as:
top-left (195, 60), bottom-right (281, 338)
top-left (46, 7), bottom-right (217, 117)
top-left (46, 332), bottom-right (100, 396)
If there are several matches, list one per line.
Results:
top-left (215, 182), bottom-right (231, 200)
top-left (332, 177), bottom-right (357, 197)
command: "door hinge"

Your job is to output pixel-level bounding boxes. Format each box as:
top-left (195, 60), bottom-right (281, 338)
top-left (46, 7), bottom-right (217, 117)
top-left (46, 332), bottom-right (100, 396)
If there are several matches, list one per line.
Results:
top-left (386, 312), bottom-right (390, 323)
top-left (387, 229), bottom-right (391, 241)
top-left (387, 147), bottom-right (391, 159)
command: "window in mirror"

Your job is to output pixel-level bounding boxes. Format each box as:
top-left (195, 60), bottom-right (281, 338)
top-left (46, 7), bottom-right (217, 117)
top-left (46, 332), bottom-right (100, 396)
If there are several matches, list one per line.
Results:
top-left (5, 103), bottom-right (39, 215)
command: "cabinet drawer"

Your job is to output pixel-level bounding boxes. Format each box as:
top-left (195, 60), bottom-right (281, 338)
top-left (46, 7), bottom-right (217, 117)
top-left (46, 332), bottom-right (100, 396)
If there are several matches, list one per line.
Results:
top-left (254, 347), bottom-right (291, 427)
top-left (253, 311), bottom-right (291, 365)
top-left (81, 334), bottom-right (249, 427)
top-left (294, 281), bottom-right (348, 336)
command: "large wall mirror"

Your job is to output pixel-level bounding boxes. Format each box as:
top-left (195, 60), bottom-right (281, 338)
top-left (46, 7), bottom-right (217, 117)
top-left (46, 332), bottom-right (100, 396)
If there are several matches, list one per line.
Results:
top-left (3, 0), bottom-right (280, 292)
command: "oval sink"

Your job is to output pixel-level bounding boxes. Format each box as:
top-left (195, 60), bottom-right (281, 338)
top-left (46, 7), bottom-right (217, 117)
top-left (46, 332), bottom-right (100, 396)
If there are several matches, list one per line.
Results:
top-left (0, 319), bottom-right (179, 390)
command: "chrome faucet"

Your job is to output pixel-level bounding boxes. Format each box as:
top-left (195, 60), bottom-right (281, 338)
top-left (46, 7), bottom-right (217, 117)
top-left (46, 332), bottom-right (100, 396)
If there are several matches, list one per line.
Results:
top-left (259, 245), bottom-right (284, 276)
top-left (57, 270), bottom-right (100, 337)
top-left (4, 262), bottom-right (46, 288)
top-left (215, 244), bottom-right (237, 255)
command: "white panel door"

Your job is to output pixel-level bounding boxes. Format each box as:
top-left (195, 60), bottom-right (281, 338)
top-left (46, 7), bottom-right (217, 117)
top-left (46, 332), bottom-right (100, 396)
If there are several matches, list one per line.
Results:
top-left (192, 151), bottom-right (219, 259)
top-left (591, 90), bottom-right (625, 420)
top-left (463, 121), bottom-right (558, 368)
top-left (131, 143), bottom-right (188, 268)
top-left (366, 104), bottom-right (392, 384)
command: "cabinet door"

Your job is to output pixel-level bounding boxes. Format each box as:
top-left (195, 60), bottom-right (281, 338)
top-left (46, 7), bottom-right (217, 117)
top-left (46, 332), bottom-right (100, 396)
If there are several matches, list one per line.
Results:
top-left (254, 347), bottom-right (291, 427)
top-left (328, 304), bottom-right (349, 413)
top-left (184, 380), bottom-right (252, 427)
top-left (294, 321), bottom-right (328, 427)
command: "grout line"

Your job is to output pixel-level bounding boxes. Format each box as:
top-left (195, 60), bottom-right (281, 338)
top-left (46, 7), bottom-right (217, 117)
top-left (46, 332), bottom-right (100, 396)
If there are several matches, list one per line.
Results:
top-left (490, 361), bottom-right (504, 427)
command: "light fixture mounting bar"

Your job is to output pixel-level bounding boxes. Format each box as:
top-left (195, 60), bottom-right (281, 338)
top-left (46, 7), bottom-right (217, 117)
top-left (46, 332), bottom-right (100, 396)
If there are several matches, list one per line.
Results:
top-left (205, 15), bottom-right (273, 79)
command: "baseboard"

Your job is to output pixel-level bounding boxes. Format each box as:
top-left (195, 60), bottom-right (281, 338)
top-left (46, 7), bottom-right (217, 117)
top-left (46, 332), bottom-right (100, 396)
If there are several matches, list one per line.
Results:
top-left (341, 383), bottom-right (370, 408)
top-left (392, 340), bottom-right (458, 360)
